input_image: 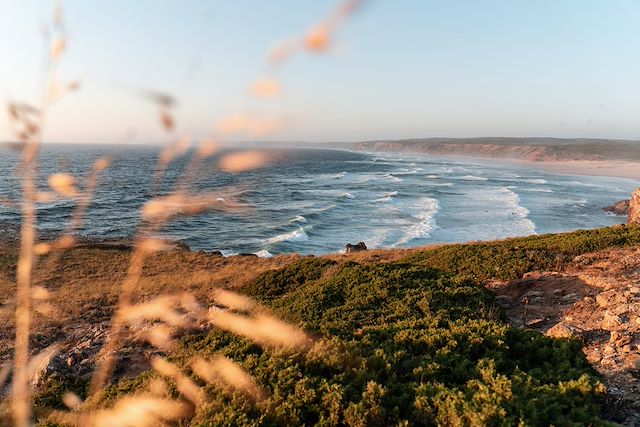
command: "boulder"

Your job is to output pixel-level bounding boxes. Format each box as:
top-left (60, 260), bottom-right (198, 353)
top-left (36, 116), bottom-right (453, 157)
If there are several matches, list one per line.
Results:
top-left (603, 200), bottom-right (630, 216)
top-left (345, 242), bottom-right (367, 253)
top-left (628, 188), bottom-right (640, 225)
top-left (546, 322), bottom-right (579, 339)
top-left (602, 312), bottom-right (623, 330)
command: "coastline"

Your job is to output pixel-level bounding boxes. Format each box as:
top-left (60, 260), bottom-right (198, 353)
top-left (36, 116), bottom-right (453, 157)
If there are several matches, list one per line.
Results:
top-left (520, 159), bottom-right (640, 181)
top-left (350, 147), bottom-right (640, 181)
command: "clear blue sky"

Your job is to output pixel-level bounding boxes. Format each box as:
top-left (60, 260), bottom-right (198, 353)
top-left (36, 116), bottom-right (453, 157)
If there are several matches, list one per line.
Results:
top-left (1, 0), bottom-right (639, 143)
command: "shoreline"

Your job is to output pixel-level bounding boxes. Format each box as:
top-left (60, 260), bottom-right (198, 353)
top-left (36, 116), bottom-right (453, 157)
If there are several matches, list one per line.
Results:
top-left (507, 159), bottom-right (640, 181)
top-left (350, 147), bottom-right (640, 181)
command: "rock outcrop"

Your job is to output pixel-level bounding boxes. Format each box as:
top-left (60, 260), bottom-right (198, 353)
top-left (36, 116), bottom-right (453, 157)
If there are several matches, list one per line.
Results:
top-left (345, 242), bottom-right (367, 253)
top-left (629, 188), bottom-right (640, 225)
top-left (490, 247), bottom-right (640, 424)
top-left (604, 200), bottom-right (630, 216)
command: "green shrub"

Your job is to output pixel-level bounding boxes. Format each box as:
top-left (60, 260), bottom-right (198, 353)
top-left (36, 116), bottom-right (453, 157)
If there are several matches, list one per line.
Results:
top-left (40, 226), bottom-right (638, 425)
top-left (404, 225), bottom-right (640, 281)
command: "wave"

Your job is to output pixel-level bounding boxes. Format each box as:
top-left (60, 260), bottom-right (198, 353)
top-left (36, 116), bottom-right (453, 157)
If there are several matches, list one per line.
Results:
top-left (526, 178), bottom-right (547, 184)
top-left (375, 191), bottom-right (399, 203)
top-left (340, 192), bottom-right (356, 199)
top-left (291, 215), bottom-right (307, 223)
top-left (220, 249), bottom-right (239, 257)
top-left (264, 227), bottom-right (309, 245)
top-left (383, 173), bottom-right (403, 182)
top-left (395, 197), bottom-right (439, 245)
top-left (255, 249), bottom-right (273, 258)
top-left (522, 188), bottom-right (554, 193)
top-left (500, 187), bottom-right (536, 234)
top-left (574, 198), bottom-right (588, 207)
top-left (456, 175), bottom-right (488, 181)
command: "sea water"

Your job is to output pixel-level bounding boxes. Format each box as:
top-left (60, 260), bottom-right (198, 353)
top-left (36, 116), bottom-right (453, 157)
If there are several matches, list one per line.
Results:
top-left (0, 145), bottom-right (636, 256)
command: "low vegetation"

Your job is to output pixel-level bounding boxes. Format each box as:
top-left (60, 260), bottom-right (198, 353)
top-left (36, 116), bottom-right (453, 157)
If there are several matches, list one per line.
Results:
top-left (12, 225), bottom-right (640, 425)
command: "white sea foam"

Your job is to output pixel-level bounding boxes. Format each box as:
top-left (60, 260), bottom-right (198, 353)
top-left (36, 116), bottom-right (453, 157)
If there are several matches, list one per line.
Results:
top-left (291, 215), bottom-right (307, 223)
top-left (265, 227), bottom-right (309, 245)
top-left (457, 175), bottom-right (489, 181)
top-left (500, 187), bottom-right (536, 234)
top-left (395, 197), bottom-right (440, 245)
top-left (383, 173), bottom-right (403, 182)
top-left (523, 188), bottom-right (554, 193)
top-left (375, 191), bottom-right (399, 203)
top-left (340, 192), bottom-right (356, 199)
top-left (255, 249), bottom-right (273, 258)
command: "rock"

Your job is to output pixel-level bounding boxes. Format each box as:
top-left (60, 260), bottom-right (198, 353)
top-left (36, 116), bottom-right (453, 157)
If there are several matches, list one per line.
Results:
top-left (612, 303), bottom-right (630, 316)
top-left (525, 318), bottom-right (546, 327)
top-left (345, 242), bottom-right (367, 253)
top-left (610, 331), bottom-right (632, 347)
top-left (595, 290), bottom-right (624, 309)
top-left (526, 290), bottom-right (545, 297)
top-left (602, 312), bottom-right (623, 330)
top-left (546, 322), bottom-right (579, 339)
top-left (586, 350), bottom-right (602, 364)
top-left (603, 199), bottom-right (630, 216)
top-left (238, 253), bottom-right (258, 257)
top-left (628, 188), bottom-right (640, 225)
top-left (29, 346), bottom-right (59, 387)
top-left (209, 250), bottom-right (223, 256)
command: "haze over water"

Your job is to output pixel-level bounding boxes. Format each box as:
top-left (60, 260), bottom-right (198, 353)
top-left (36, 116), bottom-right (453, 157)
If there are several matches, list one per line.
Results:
top-left (0, 145), bottom-right (635, 256)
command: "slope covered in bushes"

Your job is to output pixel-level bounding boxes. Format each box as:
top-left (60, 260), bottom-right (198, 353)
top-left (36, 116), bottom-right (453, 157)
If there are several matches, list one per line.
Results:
top-left (33, 225), bottom-right (640, 426)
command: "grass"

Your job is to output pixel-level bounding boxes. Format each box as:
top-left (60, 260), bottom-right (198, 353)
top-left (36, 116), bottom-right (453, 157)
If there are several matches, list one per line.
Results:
top-left (9, 224), bottom-right (640, 425)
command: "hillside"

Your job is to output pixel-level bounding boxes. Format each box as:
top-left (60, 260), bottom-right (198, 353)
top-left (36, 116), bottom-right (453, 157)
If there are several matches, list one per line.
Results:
top-left (1, 227), bottom-right (640, 425)
top-left (351, 137), bottom-right (640, 162)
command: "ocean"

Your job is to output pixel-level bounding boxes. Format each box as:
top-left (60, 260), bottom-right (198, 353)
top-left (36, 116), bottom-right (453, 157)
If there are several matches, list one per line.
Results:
top-left (0, 144), bottom-right (636, 256)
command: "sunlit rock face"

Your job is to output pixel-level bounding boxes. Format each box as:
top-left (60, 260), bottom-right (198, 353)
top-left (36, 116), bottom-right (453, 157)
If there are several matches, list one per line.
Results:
top-left (628, 188), bottom-right (640, 225)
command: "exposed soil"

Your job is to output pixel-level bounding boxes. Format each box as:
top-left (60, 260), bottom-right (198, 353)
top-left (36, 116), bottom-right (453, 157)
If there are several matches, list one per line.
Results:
top-left (489, 247), bottom-right (640, 425)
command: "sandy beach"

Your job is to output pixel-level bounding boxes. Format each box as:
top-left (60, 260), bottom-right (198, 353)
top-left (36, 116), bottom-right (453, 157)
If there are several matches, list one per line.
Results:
top-left (527, 160), bottom-right (640, 181)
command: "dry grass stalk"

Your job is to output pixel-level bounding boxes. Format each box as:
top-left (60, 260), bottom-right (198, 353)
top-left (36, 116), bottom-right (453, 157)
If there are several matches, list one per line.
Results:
top-left (120, 296), bottom-right (188, 327)
top-left (151, 357), bottom-right (209, 407)
top-left (62, 391), bottom-right (82, 410)
top-left (51, 395), bottom-right (190, 427)
top-left (209, 309), bottom-right (313, 351)
top-left (251, 78), bottom-right (281, 98)
top-left (267, 0), bottom-right (365, 64)
top-left (218, 150), bottom-right (270, 173)
top-left (212, 289), bottom-right (255, 312)
top-left (192, 356), bottom-right (265, 402)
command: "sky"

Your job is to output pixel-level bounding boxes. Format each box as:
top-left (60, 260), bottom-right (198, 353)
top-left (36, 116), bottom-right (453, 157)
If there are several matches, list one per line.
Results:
top-left (0, 0), bottom-right (639, 144)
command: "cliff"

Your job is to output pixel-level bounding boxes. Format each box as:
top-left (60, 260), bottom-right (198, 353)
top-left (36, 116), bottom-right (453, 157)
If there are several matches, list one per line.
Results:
top-left (352, 137), bottom-right (640, 162)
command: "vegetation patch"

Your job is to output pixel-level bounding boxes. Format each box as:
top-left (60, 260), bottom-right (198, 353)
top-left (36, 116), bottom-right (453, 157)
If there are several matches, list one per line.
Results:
top-left (65, 251), bottom-right (615, 425)
top-left (403, 225), bottom-right (640, 281)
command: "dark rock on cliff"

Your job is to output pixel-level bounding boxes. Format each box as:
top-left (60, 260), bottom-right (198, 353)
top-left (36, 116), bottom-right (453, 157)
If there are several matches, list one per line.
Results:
top-left (604, 200), bottom-right (630, 216)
